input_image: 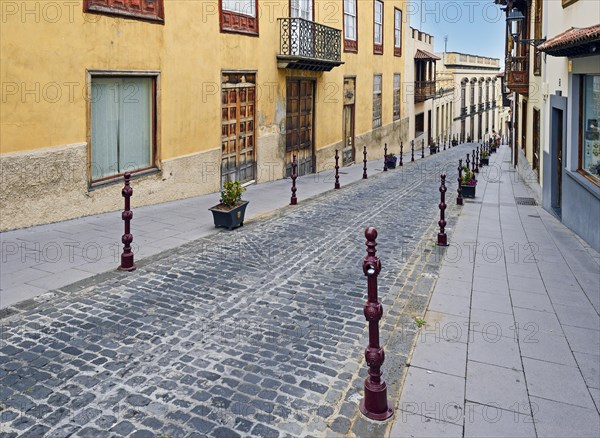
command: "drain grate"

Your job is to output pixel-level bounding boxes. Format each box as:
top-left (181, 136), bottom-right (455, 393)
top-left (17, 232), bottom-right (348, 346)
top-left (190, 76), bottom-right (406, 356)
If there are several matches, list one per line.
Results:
top-left (515, 197), bottom-right (538, 206)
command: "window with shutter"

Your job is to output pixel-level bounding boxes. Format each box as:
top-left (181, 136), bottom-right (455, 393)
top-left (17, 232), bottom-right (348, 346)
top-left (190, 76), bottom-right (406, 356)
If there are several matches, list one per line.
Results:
top-left (220, 0), bottom-right (258, 35)
top-left (84, 0), bottom-right (164, 23)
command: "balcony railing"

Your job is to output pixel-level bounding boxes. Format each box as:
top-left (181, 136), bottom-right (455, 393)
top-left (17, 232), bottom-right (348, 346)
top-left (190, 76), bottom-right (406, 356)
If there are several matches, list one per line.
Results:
top-left (479, 103), bottom-right (485, 112)
top-left (492, 100), bottom-right (497, 108)
top-left (506, 55), bottom-right (529, 95)
top-left (461, 107), bottom-right (468, 117)
top-left (415, 81), bottom-right (436, 102)
top-left (277, 17), bottom-right (343, 72)
top-left (470, 104), bottom-right (476, 114)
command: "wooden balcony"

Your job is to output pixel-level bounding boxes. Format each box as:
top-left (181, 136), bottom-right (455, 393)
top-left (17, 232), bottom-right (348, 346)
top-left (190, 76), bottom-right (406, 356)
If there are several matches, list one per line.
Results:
top-left (415, 81), bottom-right (436, 102)
top-left (506, 56), bottom-right (529, 95)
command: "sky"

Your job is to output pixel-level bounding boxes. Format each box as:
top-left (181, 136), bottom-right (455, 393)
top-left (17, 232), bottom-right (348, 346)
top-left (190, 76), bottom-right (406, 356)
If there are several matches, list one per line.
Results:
top-left (410, 0), bottom-right (506, 64)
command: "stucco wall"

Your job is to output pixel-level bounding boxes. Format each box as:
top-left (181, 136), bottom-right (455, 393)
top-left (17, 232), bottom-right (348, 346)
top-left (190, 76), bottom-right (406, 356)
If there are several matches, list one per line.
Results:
top-left (0, 143), bottom-right (221, 231)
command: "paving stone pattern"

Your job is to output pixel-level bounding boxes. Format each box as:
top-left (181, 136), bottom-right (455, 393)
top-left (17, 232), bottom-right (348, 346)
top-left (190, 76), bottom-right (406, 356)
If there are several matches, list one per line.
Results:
top-left (0, 145), bottom-right (476, 437)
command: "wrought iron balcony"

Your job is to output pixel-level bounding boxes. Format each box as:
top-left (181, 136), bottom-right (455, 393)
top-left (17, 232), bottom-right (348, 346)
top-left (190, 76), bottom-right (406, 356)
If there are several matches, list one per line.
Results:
top-left (461, 107), bottom-right (468, 118)
top-left (486, 102), bottom-right (490, 110)
top-left (277, 18), bottom-right (343, 72)
top-left (415, 81), bottom-right (436, 102)
top-left (470, 104), bottom-right (476, 114)
top-left (479, 103), bottom-right (485, 112)
top-left (492, 100), bottom-right (497, 108)
top-left (506, 55), bottom-right (529, 95)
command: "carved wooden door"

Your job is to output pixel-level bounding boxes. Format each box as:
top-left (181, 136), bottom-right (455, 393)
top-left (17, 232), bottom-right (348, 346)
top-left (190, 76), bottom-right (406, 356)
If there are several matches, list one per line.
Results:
top-left (286, 79), bottom-right (314, 177)
top-left (342, 77), bottom-right (356, 166)
top-left (221, 74), bottom-right (256, 186)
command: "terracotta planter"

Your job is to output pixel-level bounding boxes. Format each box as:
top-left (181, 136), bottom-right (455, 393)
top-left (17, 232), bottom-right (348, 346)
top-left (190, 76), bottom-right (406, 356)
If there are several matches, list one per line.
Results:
top-left (209, 201), bottom-right (248, 230)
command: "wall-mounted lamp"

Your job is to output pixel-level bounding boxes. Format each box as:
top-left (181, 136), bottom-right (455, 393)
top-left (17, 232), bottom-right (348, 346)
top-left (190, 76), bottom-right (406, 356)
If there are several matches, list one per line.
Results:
top-left (506, 8), bottom-right (546, 47)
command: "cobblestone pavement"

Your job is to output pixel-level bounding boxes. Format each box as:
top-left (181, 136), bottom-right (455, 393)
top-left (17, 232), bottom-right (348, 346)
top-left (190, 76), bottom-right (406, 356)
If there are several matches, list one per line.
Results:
top-left (0, 144), bottom-right (480, 437)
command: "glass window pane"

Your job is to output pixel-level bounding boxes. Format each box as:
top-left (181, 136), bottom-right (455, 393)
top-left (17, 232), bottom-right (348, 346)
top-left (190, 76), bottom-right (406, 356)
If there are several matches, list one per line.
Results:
top-left (583, 76), bottom-right (600, 182)
top-left (119, 78), bottom-right (152, 173)
top-left (223, 0), bottom-right (255, 17)
top-left (91, 78), bottom-right (119, 180)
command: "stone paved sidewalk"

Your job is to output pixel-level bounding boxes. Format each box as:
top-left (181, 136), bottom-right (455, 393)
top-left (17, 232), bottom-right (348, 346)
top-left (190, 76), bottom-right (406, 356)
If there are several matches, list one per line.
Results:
top-left (0, 143), bottom-right (469, 437)
top-left (1, 141), bottom-right (440, 310)
top-left (388, 146), bottom-right (600, 438)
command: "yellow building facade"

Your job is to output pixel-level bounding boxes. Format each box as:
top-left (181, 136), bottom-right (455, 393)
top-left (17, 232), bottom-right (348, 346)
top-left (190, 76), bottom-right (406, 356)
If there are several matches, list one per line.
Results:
top-left (0, 0), bottom-right (409, 230)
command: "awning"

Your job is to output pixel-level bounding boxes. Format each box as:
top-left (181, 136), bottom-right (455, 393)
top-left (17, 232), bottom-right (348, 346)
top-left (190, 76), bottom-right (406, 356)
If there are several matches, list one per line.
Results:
top-left (537, 24), bottom-right (600, 58)
top-left (415, 49), bottom-right (441, 60)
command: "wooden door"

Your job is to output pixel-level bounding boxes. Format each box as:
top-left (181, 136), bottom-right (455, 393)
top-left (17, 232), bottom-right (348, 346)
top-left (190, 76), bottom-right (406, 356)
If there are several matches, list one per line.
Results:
top-left (286, 79), bottom-right (314, 176)
top-left (221, 74), bottom-right (256, 186)
top-left (533, 108), bottom-right (540, 180)
top-left (342, 78), bottom-right (356, 166)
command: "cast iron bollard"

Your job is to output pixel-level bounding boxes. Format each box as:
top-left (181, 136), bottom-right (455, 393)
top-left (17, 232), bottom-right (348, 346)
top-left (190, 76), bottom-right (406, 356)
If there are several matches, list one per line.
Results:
top-left (359, 227), bottom-right (394, 421)
top-left (399, 142), bottom-right (403, 167)
top-left (383, 143), bottom-right (388, 172)
top-left (334, 149), bottom-right (341, 190)
top-left (474, 147), bottom-right (480, 174)
top-left (411, 140), bottom-right (415, 162)
top-left (119, 172), bottom-right (135, 271)
top-left (444, 138), bottom-right (447, 151)
top-left (421, 140), bottom-right (425, 159)
top-left (472, 150), bottom-right (476, 173)
top-left (438, 174), bottom-right (449, 246)
top-left (466, 153), bottom-right (470, 175)
top-left (457, 159), bottom-right (464, 206)
top-left (363, 145), bottom-right (368, 179)
top-left (290, 154), bottom-right (298, 205)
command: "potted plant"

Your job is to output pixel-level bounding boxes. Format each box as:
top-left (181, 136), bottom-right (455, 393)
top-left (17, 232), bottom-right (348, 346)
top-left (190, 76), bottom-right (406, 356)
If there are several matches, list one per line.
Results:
top-left (461, 166), bottom-right (477, 198)
top-left (429, 141), bottom-right (437, 155)
top-left (385, 153), bottom-right (398, 169)
top-left (209, 180), bottom-right (248, 230)
top-left (481, 149), bottom-right (489, 166)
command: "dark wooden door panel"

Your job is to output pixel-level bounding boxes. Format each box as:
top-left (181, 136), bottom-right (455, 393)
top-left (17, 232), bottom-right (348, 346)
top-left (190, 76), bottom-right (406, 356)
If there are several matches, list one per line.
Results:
top-left (286, 79), bottom-right (315, 177)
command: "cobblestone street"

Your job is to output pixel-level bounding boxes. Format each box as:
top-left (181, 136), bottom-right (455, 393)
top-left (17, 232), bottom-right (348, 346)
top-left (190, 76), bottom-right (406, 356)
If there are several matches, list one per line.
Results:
top-left (0, 145), bottom-right (471, 437)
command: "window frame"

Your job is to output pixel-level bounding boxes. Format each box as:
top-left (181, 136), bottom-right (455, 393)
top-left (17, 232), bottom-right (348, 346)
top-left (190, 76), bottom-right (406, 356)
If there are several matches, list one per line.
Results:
top-left (393, 8), bottom-right (402, 57)
top-left (219, 0), bottom-right (259, 36)
top-left (343, 0), bottom-right (358, 53)
top-left (373, 0), bottom-right (384, 55)
top-left (86, 70), bottom-right (160, 186)
top-left (578, 75), bottom-right (600, 186)
top-left (373, 74), bottom-right (383, 128)
top-left (533, 0), bottom-right (543, 76)
top-left (83, 0), bottom-right (165, 23)
top-left (393, 73), bottom-right (401, 121)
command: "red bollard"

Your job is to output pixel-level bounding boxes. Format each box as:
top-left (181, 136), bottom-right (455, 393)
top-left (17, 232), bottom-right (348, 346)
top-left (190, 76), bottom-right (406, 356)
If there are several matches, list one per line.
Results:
top-left (399, 142), bottom-right (403, 167)
top-left (119, 173), bottom-right (135, 271)
top-left (290, 154), bottom-right (298, 205)
top-left (457, 159), bottom-right (464, 206)
top-left (383, 143), bottom-right (388, 172)
top-left (363, 145), bottom-right (368, 179)
top-left (334, 149), bottom-right (341, 190)
top-left (438, 174), bottom-right (449, 246)
top-left (359, 227), bottom-right (394, 421)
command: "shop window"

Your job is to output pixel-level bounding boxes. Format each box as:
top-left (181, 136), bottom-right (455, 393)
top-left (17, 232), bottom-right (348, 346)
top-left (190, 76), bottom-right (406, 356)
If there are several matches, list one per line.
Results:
top-left (580, 75), bottom-right (600, 184)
